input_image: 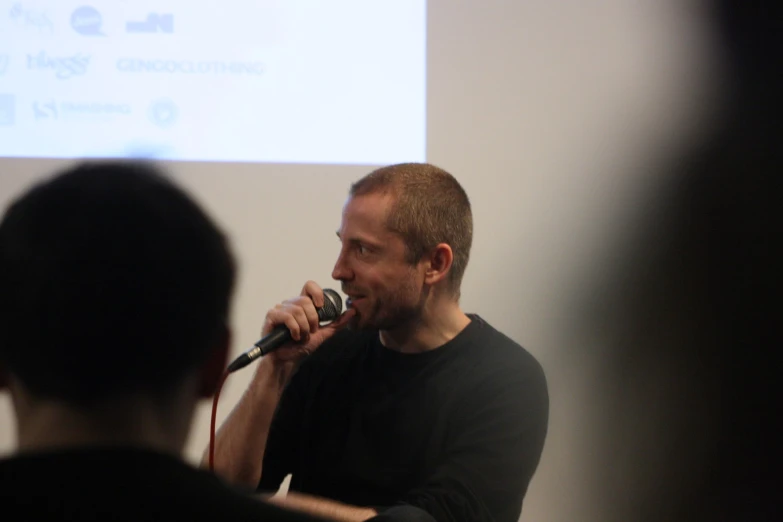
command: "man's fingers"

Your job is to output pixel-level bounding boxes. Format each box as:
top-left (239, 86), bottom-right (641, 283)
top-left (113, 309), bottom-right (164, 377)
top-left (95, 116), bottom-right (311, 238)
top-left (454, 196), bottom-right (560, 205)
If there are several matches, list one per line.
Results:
top-left (291, 291), bottom-right (322, 333)
top-left (259, 284), bottom-right (350, 362)
top-left (264, 308), bottom-right (301, 341)
top-left (302, 303), bottom-right (320, 334)
top-left (288, 305), bottom-right (313, 336)
top-left (285, 296), bottom-right (319, 333)
top-left (300, 280), bottom-right (324, 308)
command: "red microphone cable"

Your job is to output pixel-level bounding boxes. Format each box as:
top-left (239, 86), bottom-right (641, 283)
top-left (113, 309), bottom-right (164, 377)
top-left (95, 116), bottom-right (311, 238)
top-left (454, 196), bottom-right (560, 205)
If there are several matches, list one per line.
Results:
top-left (208, 370), bottom-right (229, 472)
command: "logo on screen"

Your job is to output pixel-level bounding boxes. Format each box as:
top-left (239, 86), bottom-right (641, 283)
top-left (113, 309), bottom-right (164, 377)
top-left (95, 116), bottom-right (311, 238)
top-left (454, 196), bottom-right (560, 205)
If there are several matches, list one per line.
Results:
top-left (9, 3), bottom-right (54, 33)
top-left (117, 58), bottom-right (263, 75)
top-left (0, 94), bottom-right (15, 126)
top-left (33, 99), bottom-right (132, 121)
top-left (71, 6), bottom-right (105, 36)
top-left (148, 98), bottom-right (178, 127)
top-left (0, 54), bottom-right (9, 75)
top-left (33, 100), bottom-right (57, 119)
top-left (126, 13), bottom-right (173, 33)
top-left (27, 52), bottom-right (90, 79)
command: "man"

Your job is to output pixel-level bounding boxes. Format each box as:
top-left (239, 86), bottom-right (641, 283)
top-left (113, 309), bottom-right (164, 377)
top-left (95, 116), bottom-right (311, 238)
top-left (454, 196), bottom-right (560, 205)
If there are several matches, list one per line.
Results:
top-left (0, 161), bottom-right (328, 522)
top-left (208, 163), bottom-right (550, 522)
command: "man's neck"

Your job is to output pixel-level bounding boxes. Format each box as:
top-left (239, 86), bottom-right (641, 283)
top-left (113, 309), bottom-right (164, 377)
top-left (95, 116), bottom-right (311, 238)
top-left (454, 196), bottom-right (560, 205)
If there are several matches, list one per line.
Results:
top-left (379, 300), bottom-right (471, 353)
top-left (11, 389), bottom-right (192, 457)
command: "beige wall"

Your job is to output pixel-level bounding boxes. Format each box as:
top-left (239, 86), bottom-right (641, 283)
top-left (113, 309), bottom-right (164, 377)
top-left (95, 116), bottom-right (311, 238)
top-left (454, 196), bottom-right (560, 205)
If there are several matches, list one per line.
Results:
top-left (0, 1), bottom-right (718, 520)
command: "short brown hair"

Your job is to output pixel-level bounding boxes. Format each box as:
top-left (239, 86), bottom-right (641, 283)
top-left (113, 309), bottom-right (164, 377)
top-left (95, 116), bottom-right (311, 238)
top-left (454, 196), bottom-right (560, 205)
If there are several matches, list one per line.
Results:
top-left (350, 163), bottom-right (473, 296)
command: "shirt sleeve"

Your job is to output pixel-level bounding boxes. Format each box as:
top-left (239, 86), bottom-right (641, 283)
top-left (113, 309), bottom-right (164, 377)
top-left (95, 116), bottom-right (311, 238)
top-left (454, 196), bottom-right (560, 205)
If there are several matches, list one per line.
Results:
top-left (366, 505), bottom-right (437, 522)
top-left (257, 361), bottom-right (312, 493)
top-left (390, 361), bottom-right (549, 522)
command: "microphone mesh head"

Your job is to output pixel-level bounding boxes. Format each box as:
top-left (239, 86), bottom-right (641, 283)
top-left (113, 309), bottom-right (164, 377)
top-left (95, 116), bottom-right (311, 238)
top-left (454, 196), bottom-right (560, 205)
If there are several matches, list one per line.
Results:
top-left (318, 288), bottom-right (343, 321)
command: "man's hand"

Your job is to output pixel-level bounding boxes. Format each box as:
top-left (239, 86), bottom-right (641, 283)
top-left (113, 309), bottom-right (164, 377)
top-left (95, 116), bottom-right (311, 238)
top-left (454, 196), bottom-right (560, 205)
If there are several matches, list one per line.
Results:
top-left (203, 281), bottom-right (354, 486)
top-left (262, 280), bottom-right (355, 366)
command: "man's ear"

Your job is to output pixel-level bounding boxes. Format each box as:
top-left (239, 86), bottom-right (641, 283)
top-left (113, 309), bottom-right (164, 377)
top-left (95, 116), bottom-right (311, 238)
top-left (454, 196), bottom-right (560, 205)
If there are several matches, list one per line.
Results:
top-left (423, 243), bottom-right (454, 287)
top-left (197, 324), bottom-right (231, 399)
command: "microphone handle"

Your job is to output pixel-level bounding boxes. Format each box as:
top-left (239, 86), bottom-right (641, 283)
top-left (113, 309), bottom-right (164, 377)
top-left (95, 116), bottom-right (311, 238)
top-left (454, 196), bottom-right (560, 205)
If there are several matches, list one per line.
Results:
top-left (226, 325), bottom-right (291, 373)
top-left (255, 325), bottom-right (292, 355)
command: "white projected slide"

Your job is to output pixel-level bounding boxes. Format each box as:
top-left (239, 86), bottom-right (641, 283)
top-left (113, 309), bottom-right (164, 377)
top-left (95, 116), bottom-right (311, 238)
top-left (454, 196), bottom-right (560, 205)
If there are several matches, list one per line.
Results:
top-left (0, 1), bottom-right (426, 164)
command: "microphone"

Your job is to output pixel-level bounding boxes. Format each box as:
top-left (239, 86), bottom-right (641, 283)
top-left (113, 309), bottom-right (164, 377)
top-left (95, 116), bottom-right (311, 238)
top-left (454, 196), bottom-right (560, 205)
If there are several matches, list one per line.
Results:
top-left (226, 288), bottom-right (343, 373)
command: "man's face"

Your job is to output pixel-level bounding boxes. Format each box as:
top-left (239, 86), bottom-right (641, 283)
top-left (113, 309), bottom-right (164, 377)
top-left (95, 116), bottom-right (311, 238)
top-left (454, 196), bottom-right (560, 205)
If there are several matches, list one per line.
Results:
top-left (332, 193), bottom-right (425, 331)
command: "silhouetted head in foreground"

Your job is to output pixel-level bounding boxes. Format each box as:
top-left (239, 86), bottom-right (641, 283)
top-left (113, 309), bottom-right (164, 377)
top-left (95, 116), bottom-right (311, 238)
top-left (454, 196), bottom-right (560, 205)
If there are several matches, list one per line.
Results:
top-left (0, 160), bottom-right (236, 455)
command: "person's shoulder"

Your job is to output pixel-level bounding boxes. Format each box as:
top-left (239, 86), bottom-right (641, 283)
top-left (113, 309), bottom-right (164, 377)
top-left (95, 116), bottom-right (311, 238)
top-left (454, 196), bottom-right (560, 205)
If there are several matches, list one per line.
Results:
top-left (457, 316), bottom-right (549, 422)
top-left (0, 450), bottom-right (328, 522)
top-left (463, 314), bottom-right (548, 387)
top-left (467, 315), bottom-right (543, 365)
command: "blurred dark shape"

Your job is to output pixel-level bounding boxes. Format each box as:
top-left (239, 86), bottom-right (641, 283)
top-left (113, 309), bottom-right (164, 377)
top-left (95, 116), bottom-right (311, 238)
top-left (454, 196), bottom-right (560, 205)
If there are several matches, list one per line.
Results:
top-left (583, 1), bottom-right (781, 521)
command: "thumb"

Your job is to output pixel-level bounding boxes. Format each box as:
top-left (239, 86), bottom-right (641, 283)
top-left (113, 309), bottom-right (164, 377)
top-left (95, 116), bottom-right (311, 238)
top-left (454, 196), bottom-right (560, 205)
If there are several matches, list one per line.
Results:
top-left (319, 308), bottom-right (356, 336)
top-left (305, 309), bottom-right (356, 349)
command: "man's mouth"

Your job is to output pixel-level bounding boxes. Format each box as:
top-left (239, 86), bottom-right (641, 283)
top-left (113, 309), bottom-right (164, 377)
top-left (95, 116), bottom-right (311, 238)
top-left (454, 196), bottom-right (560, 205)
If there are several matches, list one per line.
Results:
top-left (345, 295), bottom-right (366, 308)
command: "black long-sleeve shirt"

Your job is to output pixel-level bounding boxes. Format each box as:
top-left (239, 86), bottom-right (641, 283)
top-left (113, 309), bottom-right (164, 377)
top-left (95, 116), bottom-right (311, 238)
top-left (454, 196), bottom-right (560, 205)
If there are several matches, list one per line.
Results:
top-left (259, 315), bottom-right (549, 522)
